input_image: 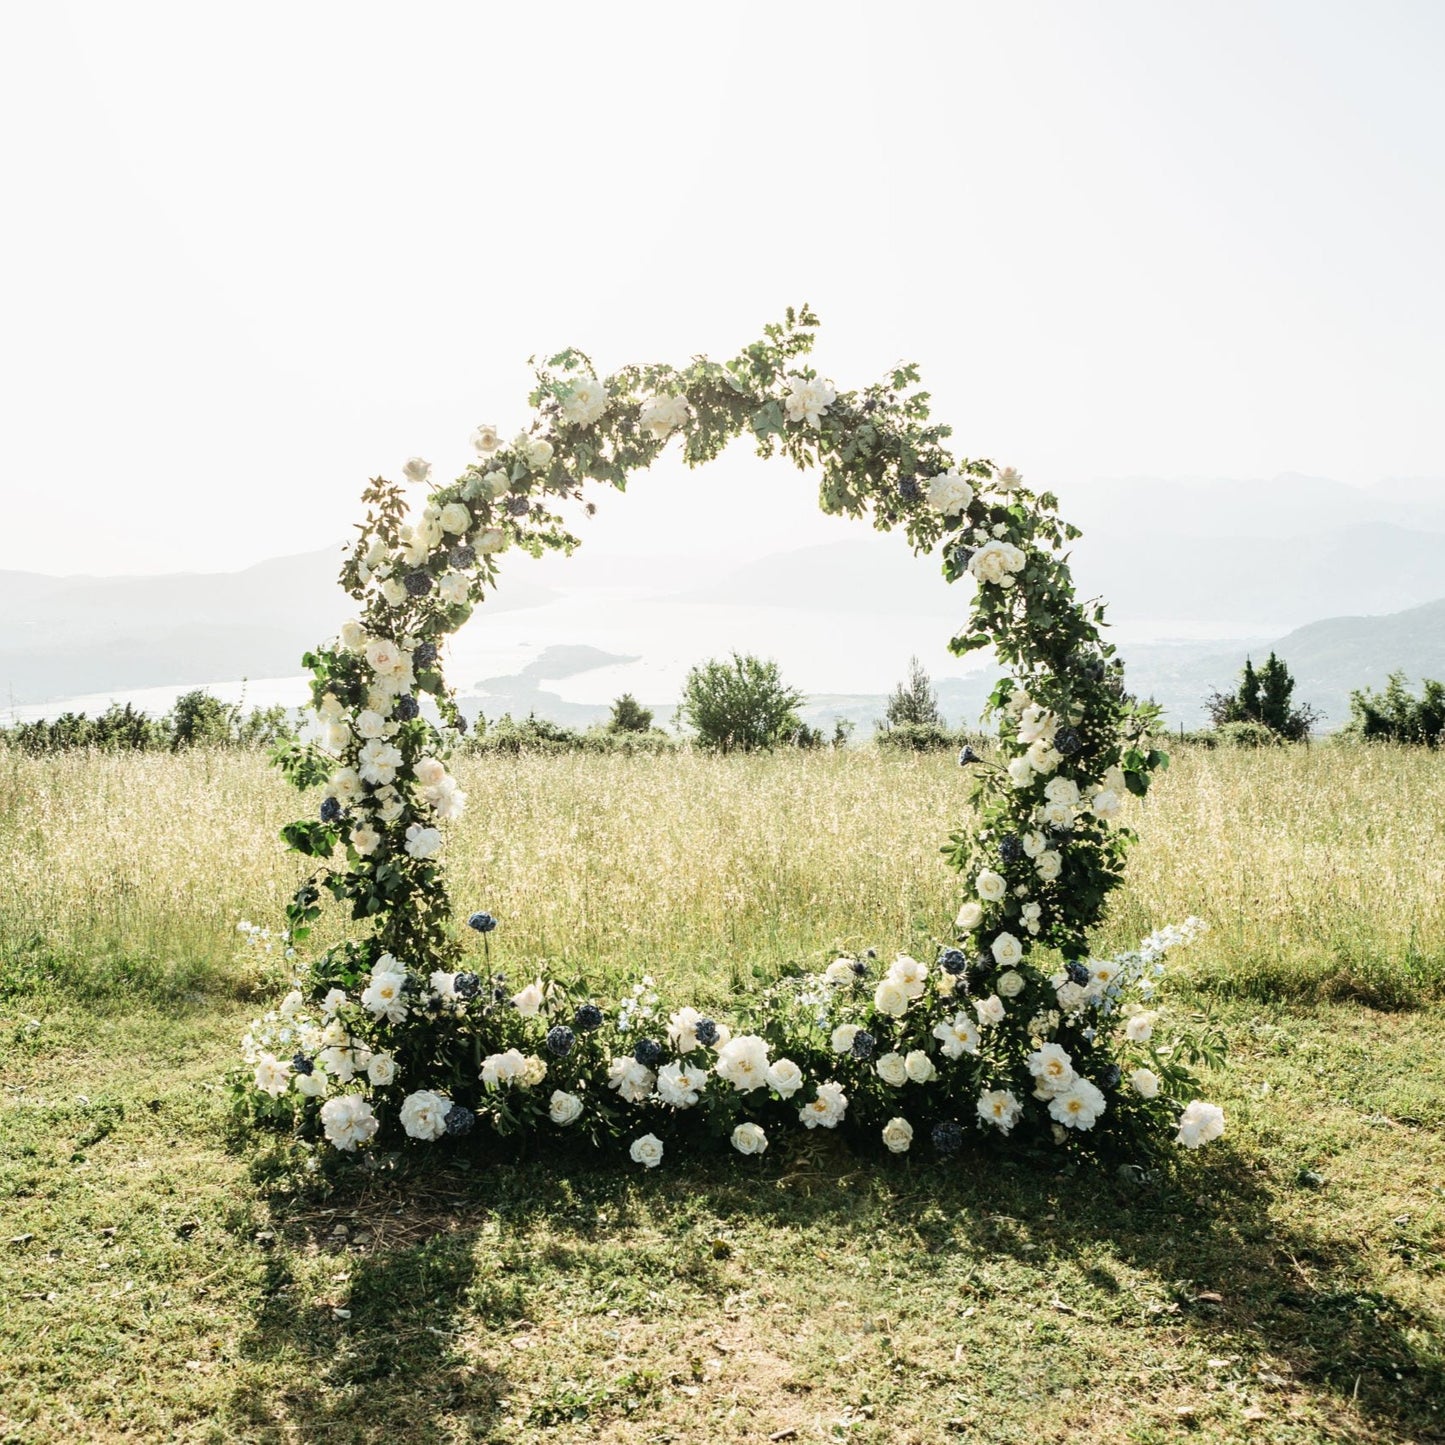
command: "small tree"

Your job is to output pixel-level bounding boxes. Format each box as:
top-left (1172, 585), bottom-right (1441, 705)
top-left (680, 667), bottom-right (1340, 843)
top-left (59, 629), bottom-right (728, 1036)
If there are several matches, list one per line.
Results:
top-left (678, 653), bottom-right (804, 753)
top-left (1348, 672), bottom-right (1445, 747)
top-left (167, 690), bottom-right (239, 748)
top-left (1206, 652), bottom-right (1317, 742)
top-left (607, 693), bottom-right (653, 733)
top-left (885, 656), bottom-right (944, 729)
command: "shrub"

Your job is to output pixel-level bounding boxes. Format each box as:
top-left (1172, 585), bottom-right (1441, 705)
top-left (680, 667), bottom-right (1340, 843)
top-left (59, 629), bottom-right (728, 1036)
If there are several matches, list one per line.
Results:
top-left (1217, 720), bottom-right (1281, 748)
top-left (607, 693), bottom-right (653, 733)
top-left (1347, 672), bottom-right (1444, 747)
top-left (875, 721), bottom-right (958, 752)
top-left (0, 693), bottom-right (295, 754)
top-left (677, 653), bottom-right (804, 753)
top-left (1206, 653), bottom-right (1319, 741)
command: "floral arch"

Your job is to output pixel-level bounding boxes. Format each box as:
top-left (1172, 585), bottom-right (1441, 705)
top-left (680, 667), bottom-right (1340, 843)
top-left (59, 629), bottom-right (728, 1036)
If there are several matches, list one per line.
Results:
top-left (239, 307), bottom-right (1224, 1167)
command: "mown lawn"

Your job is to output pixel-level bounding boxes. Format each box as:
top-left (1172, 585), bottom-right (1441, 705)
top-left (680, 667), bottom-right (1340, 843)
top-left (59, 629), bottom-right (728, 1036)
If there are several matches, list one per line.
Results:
top-left (2, 746), bottom-right (1443, 1442)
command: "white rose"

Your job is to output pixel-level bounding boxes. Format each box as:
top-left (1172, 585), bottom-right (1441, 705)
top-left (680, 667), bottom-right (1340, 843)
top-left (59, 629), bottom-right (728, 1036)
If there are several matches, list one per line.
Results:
top-left (475, 527), bottom-right (506, 554)
top-left (967, 539), bottom-right (1026, 586)
top-left (1043, 776), bottom-right (1080, 807)
top-left (607, 1057), bottom-right (656, 1104)
top-left (549, 1090), bottom-right (583, 1125)
top-left (1021, 830), bottom-right (1047, 858)
top-left (976, 870), bottom-right (1007, 903)
top-left (414, 757), bottom-right (446, 787)
top-left (990, 932), bottom-right (1024, 968)
top-left (731, 1122), bottom-right (768, 1156)
top-left (881, 1117), bottom-right (914, 1154)
top-left (366, 1052), bottom-right (396, 1086)
top-left (1027, 739), bottom-right (1061, 776)
top-left (523, 436), bottom-right (554, 471)
top-left (956, 900), bottom-right (984, 931)
top-left (402, 457), bottom-right (431, 485)
top-left (471, 423), bottom-right (501, 454)
top-left (1125, 1011), bottom-right (1156, 1043)
top-left (876, 1052), bottom-right (908, 1086)
top-left (798, 1080), bottom-right (848, 1130)
top-left (339, 619), bottom-right (366, 651)
top-left (903, 1049), bottom-right (936, 1083)
top-left (873, 978), bottom-right (909, 1018)
top-left (824, 958), bottom-right (857, 986)
top-left (629, 1133), bottom-right (664, 1169)
top-left (925, 471), bottom-right (974, 517)
top-left (1091, 788), bottom-right (1122, 821)
top-left (365, 638), bottom-right (407, 677)
top-left (657, 1059), bottom-right (708, 1107)
top-left (440, 502), bottom-right (472, 536)
top-left (294, 1069), bottom-right (328, 1098)
top-left (253, 1054), bottom-right (290, 1097)
top-left (1007, 756), bottom-right (1036, 789)
top-left (830, 1024), bottom-right (861, 1054)
top-left (520, 1054), bottom-right (547, 1088)
top-left (355, 709), bottom-right (386, 739)
top-left (995, 466), bottom-right (1023, 492)
top-left (351, 823), bottom-right (381, 857)
top-left (766, 1058), bottom-right (804, 1098)
top-left (511, 981), bottom-right (545, 1018)
top-left (481, 1049), bottom-right (527, 1088)
top-left (639, 392), bottom-right (691, 440)
top-left (438, 574), bottom-right (470, 605)
top-left (1130, 1068), bottom-right (1160, 1099)
top-left (783, 377), bottom-right (837, 428)
top-left (399, 1089), bottom-right (450, 1141)
top-left (975, 995), bottom-right (1006, 1027)
top-left (1036, 851), bottom-right (1063, 882)
top-left (381, 577), bottom-right (408, 607)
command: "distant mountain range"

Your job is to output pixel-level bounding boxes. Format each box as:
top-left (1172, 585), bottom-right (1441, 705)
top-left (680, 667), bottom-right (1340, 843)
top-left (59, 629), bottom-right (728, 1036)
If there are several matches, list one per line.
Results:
top-left (3, 474), bottom-right (1443, 730)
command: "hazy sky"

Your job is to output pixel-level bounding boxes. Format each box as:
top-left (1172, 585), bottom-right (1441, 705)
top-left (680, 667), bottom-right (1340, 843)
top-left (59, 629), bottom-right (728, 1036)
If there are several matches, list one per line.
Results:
top-left (3, 1), bottom-right (1444, 577)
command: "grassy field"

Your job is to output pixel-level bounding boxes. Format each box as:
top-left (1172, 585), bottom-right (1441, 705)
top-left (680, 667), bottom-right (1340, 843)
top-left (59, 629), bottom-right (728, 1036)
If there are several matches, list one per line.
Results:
top-left (1, 744), bottom-right (1443, 1443)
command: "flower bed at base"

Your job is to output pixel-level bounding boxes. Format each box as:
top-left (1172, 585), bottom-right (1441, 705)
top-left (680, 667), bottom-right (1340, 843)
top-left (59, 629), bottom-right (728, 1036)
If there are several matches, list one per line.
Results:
top-left (233, 308), bottom-right (1227, 1171)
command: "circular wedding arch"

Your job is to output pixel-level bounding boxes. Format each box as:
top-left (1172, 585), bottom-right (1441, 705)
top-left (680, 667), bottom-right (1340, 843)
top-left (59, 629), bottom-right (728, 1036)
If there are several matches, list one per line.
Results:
top-left (242, 307), bottom-right (1224, 1167)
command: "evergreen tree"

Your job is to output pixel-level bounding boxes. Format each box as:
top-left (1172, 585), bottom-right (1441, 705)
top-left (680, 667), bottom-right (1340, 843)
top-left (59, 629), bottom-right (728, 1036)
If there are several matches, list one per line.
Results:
top-left (885, 656), bottom-right (944, 729)
top-left (607, 693), bottom-right (653, 733)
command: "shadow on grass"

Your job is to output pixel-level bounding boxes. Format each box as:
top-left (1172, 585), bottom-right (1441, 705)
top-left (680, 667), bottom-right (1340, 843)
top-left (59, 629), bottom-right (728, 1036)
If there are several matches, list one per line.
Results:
top-left (225, 1136), bottom-right (1442, 1443)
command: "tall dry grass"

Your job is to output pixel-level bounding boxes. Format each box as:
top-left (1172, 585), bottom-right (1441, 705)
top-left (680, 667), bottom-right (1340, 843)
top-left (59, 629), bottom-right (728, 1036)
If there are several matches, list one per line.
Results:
top-left (1, 742), bottom-right (1440, 1005)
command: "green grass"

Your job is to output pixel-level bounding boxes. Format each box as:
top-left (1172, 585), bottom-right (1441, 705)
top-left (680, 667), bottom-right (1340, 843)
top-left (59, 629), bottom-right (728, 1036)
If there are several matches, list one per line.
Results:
top-left (2, 744), bottom-right (1444, 1441)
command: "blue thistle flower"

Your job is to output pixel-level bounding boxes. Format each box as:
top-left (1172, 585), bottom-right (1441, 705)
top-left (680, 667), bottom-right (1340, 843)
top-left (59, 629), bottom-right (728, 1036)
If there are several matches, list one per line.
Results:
top-left (850, 958), bottom-right (868, 977)
top-left (414, 642), bottom-right (438, 669)
top-left (633, 1038), bottom-right (663, 1069)
top-left (449, 544), bottom-right (476, 570)
top-left (998, 834), bottom-right (1024, 864)
top-left (404, 569), bottom-right (433, 598)
top-left (957, 744), bottom-right (982, 766)
top-left (506, 495), bottom-right (530, 517)
top-left (452, 972), bottom-right (480, 1000)
top-left (393, 694), bottom-right (420, 721)
top-left (291, 1054), bottom-right (313, 1075)
top-left (694, 1017), bottom-right (719, 1046)
top-left (1054, 725), bottom-right (1082, 757)
top-left (574, 1002), bottom-right (604, 1032)
top-left (850, 1029), bottom-right (876, 1061)
top-left (467, 912), bottom-right (498, 934)
top-left (897, 474), bottom-right (921, 502)
top-left (1065, 960), bottom-right (1091, 987)
top-left (931, 1119), bottom-right (964, 1155)
top-left (443, 1103), bottom-right (475, 1138)
top-left (1100, 1064), bottom-right (1122, 1090)
top-left (546, 1025), bottom-right (575, 1058)
top-left (319, 796), bottom-right (342, 824)
top-left (938, 948), bottom-right (968, 976)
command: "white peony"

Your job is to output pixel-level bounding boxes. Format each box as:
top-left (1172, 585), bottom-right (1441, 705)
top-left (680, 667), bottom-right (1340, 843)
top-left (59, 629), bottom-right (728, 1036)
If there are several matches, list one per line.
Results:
top-left (876, 1052), bottom-right (908, 1086)
top-left (560, 375), bottom-right (610, 427)
top-left (402, 457), bottom-right (431, 485)
top-left (657, 1059), bottom-right (708, 1107)
top-left (321, 988), bottom-right (347, 1018)
top-left (1091, 788), bottom-right (1122, 821)
top-left (629, 1132), bottom-right (664, 1169)
top-left (294, 1069), bottom-right (329, 1098)
top-left (925, 471), bottom-right (974, 517)
top-left (956, 900), bottom-right (983, 931)
top-left (360, 970), bottom-right (408, 1024)
top-left (731, 1121), bottom-right (768, 1155)
top-left (976, 869), bottom-right (1007, 903)
top-left (549, 1090), bottom-right (583, 1125)
top-left (667, 1006), bottom-right (706, 1054)
top-left (975, 994), bottom-right (1007, 1027)
top-left (873, 978), bottom-right (909, 1017)
top-left (405, 824), bottom-right (443, 859)
top-left (882, 1117), bottom-right (914, 1153)
top-left (639, 392), bottom-right (691, 440)
top-left (1007, 756), bottom-right (1036, 789)
top-left (888, 954), bottom-right (928, 999)
top-left (399, 1089), bottom-right (451, 1141)
top-left (366, 1052), bottom-right (396, 1086)
top-left (511, 980), bottom-right (545, 1017)
top-left (904, 1049), bottom-right (936, 1083)
top-left (471, 423), bottom-right (502, 454)
top-left (1028, 1042), bottom-right (1075, 1095)
top-left (1049, 1077), bottom-right (1107, 1130)
top-left (715, 1034), bottom-right (771, 1093)
top-left (783, 376), bottom-right (837, 428)
top-left (973, 1089), bottom-right (1020, 1134)
top-left (358, 739), bottom-right (402, 786)
top-left (933, 1013), bottom-right (981, 1059)
top-left (1176, 1100), bottom-right (1225, 1148)
top-left (481, 1049), bottom-right (528, 1088)
top-left (968, 539), bottom-right (1026, 586)
top-left (607, 1056), bottom-right (656, 1104)
top-left (1125, 1010), bottom-right (1156, 1043)
top-left (320, 1095), bottom-right (378, 1151)
top-left (474, 526), bottom-right (506, 553)
top-left (254, 1054), bottom-right (290, 1097)
top-left (799, 1080), bottom-right (848, 1130)
top-left (1130, 1068), bottom-right (1161, 1099)
top-left (766, 1058), bottom-right (804, 1098)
